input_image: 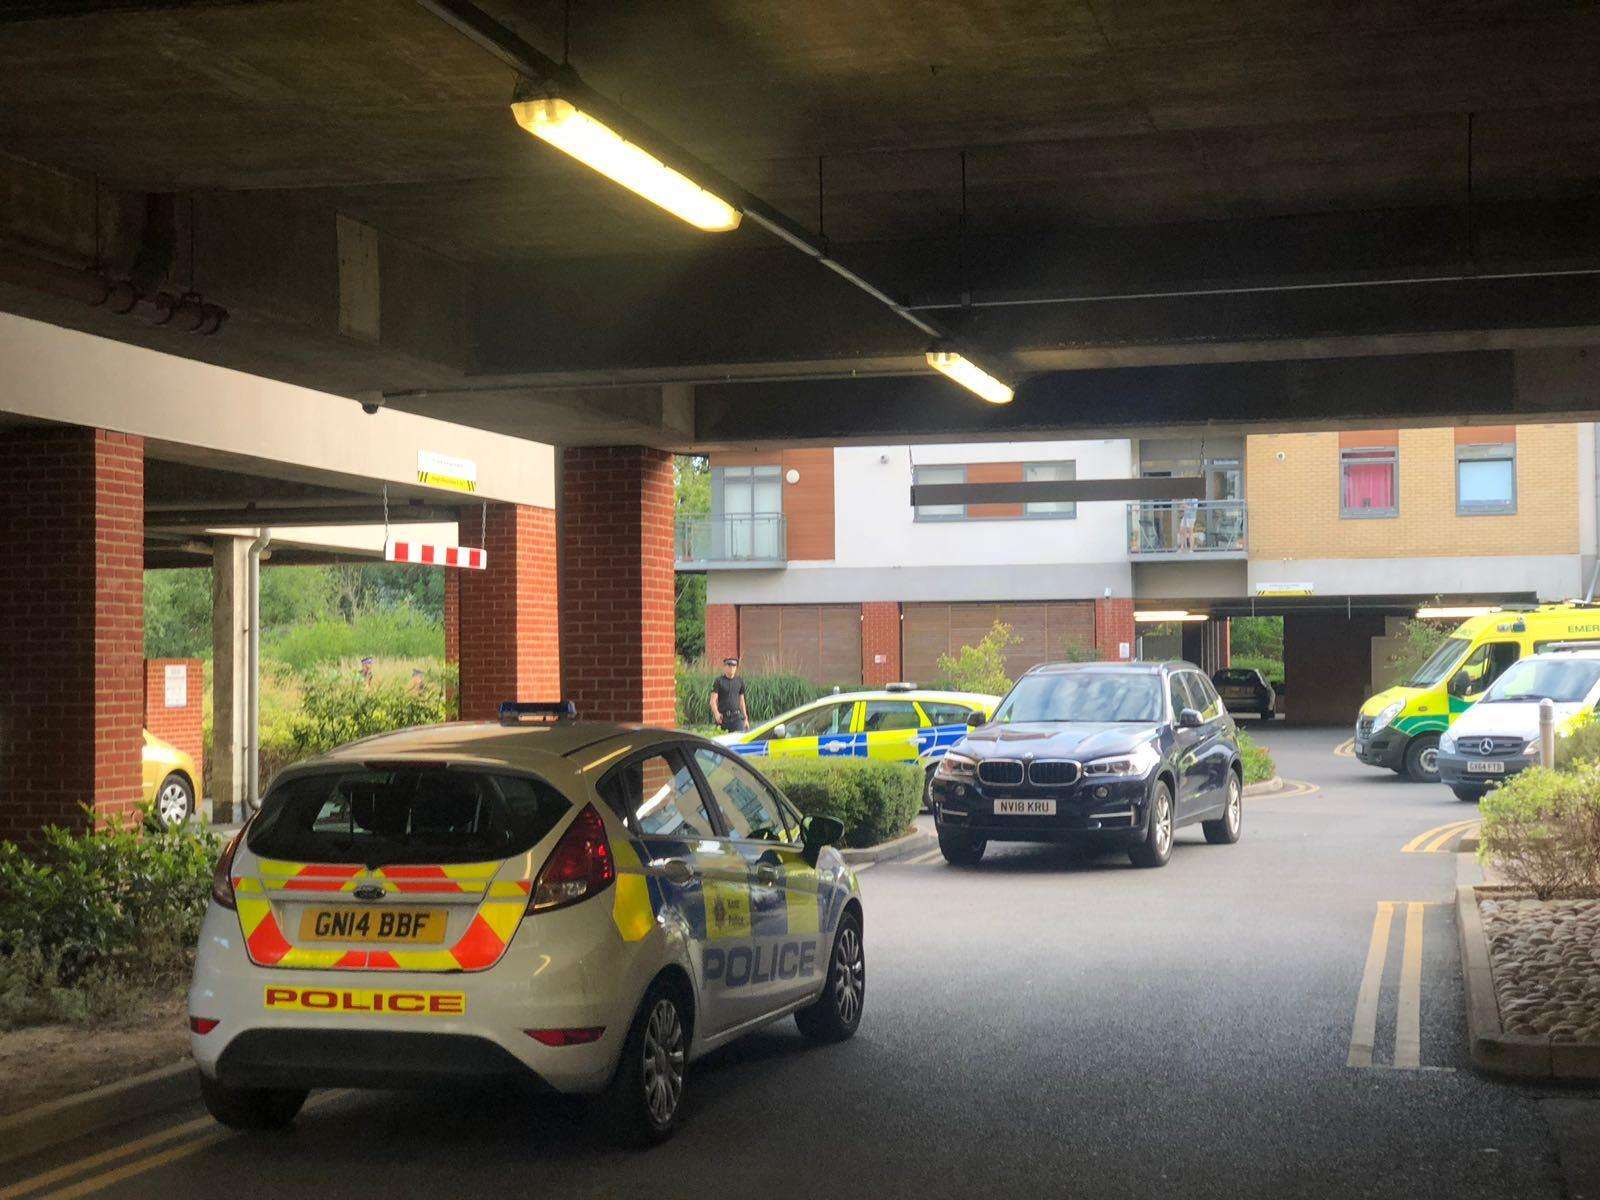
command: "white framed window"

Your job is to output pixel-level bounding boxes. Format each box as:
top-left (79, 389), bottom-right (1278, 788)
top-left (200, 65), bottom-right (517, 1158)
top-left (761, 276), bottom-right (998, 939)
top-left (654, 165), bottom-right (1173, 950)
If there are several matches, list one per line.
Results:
top-left (913, 463), bottom-right (966, 521)
top-left (1456, 443), bottom-right (1516, 515)
top-left (1024, 461), bottom-right (1076, 518)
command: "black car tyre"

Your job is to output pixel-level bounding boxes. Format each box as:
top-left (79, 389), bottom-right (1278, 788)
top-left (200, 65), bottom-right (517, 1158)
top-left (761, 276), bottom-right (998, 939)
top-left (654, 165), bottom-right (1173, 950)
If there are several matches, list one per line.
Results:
top-left (938, 830), bottom-right (986, 866)
top-left (1202, 771), bottom-right (1244, 845)
top-left (922, 764), bottom-right (938, 813)
top-left (1403, 733), bottom-right (1441, 783)
top-left (598, 978), bottom-right (689, 1147)
top-left (155, 772), bottom-right (194, 827)
top-left (1452, 785), bottom-right (1485, 803)
top-left (198, 1075), bottom-right (307, 1131)
top-left (1128, 780), bottom-right (1175, 868)
top-left (795, 909), bottom-right (865, 1043)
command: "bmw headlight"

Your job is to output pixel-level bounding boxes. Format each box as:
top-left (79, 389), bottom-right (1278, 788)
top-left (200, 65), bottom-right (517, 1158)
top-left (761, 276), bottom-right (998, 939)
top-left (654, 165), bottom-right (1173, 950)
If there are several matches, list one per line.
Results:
top-left (1439, 730), bottom-right (1456, 754)
top-left (1370, 701), bottom-right (1404, 734)
top-left (935, 752), bottom-right (977, 782)
top-left (1083, 741), bottom-right (1161, 778)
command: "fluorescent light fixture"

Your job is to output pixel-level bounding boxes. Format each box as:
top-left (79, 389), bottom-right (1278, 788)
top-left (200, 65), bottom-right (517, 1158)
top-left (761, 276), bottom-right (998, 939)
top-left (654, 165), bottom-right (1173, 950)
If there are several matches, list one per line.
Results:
top-left (1134, 610), bottom-right (1209, 623)
top-left (1415, 605), bottom-right (1498, 619)
top-left (925, 349), bottom-right (1014, 405)
top-left (511, 96), bottom-right (742, 232)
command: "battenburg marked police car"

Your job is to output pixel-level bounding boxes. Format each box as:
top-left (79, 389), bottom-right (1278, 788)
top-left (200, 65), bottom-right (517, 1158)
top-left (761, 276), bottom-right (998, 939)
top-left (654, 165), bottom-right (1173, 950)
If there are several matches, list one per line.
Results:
top-left (189, 702), bottom-right (865, 1146)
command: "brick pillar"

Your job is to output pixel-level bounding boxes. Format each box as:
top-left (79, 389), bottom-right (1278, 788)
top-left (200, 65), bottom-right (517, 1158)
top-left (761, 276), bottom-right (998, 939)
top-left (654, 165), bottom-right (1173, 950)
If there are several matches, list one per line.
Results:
top-left (144, 658), bottom-right (205, 791)
top-left (705, 603), bottom-right (738, 665)
top-left (0, 427), bottom-right (144, 838)
top-left (560, 447), bottom-right (676, 725)
top-left (1094, 598), bottom-right (1135, 662)
top-left (861, 602), bottom-right (902, 686)
top-left (456, 503), bottom-right (560, 721)
top-left (443, 568), bottom-right (460, 665)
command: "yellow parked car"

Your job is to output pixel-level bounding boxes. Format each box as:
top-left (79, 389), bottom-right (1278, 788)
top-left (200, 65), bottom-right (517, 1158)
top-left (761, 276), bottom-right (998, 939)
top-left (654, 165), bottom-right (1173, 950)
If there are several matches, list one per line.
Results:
top-left (715, 684), bottom-right (999, 808)
top-left (144, 729), bottom-right (201, 826)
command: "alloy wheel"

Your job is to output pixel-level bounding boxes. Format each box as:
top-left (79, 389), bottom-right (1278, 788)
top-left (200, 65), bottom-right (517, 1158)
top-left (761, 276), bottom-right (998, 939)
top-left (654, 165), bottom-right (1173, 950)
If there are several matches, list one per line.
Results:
top-left (833, 925), bottom-right (864, 1026)
top-left (1227, 777), bottom-right (1242, 835)
top-left (1419, 746), bottom-right (1440, 776)
top-left (640, 998), bottom-right (685, 1127)
top-left (1154, 794), bottom-right (1173, 857)
top-left (157, 781), bottom-right (190, 826)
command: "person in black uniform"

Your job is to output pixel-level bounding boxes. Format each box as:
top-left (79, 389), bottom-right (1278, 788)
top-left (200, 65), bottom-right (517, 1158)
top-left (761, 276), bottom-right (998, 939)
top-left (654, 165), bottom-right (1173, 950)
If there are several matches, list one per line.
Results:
top-left (710, 657), bottom-right (750, 733)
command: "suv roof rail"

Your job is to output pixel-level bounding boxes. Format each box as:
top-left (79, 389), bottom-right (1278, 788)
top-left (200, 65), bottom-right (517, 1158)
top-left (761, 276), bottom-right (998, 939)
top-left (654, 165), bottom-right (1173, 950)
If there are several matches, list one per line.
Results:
top-left (499, 700), bottom-right (578, 724)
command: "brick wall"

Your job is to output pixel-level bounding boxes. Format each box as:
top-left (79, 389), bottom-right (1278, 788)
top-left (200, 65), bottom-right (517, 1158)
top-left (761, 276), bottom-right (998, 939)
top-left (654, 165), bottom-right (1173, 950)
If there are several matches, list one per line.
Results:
top-left (561, 447), bottom-right (677, 725)
top-left (144, 658), bottom-right (205, 786)
top-left (0, 427), bottom-right (144, 839)
top-left (861, 601), bottom-right (902, 686)
top-left (1094, 598), bottom-right (1135, 662)
top-left (457, 503), bottom-right (560, 721)
top-left (705, 603), bottom-right (738, 665)
top-left (1247, 424), bottom-right (1579, 561)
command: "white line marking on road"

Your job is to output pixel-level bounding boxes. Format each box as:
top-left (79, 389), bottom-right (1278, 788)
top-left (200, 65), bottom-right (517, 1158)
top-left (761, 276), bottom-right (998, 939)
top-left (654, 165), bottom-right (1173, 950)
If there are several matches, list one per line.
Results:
top-left (1348, 901), bottom-right (1395, 1069)
top-left (905, 848), bottom-right (945, 866)
top-left (1395, 902), bottom-right (1425, 1069)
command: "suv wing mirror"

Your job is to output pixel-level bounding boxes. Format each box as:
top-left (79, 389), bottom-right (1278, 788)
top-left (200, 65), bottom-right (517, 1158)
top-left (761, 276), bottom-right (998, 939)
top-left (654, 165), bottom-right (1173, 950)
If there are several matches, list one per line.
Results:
top-left (771, 723), bottom-right (788, 740)
top-left (801, 814), bottom-right (846, 866)
top-left (1178, 707), bottom-right (1204, 729)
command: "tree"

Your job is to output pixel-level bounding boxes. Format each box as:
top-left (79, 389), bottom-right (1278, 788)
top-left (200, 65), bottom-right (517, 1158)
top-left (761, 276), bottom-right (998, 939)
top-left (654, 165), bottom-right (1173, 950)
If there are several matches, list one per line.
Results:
top-left (934, 621), bottom-right (1020, 697)
top-left (144, 568), bottom-right (213, 658)
top-left (673, 455), bottom-right (710, 660)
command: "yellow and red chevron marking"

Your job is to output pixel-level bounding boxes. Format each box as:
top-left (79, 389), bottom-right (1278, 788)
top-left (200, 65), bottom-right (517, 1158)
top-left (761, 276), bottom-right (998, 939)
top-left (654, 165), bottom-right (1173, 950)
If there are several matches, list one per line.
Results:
top-left (235, 862), bottom-right (529, 973)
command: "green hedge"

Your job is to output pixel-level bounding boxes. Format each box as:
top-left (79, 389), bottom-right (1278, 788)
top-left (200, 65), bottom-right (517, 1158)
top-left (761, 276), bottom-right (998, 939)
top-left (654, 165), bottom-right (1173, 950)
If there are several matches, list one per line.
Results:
top-left (758, 758), bottom-right (922, 849)
top-left (1478, 763), bottom-right (1600, 899)
top-left (675, 659), bottom-right (835, 727)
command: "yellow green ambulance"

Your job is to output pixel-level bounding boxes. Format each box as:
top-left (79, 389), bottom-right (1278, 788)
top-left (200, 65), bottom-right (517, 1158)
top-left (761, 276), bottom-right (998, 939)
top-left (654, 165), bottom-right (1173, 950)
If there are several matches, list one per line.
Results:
top-left (1354, 602), bottom-right (1600, 782)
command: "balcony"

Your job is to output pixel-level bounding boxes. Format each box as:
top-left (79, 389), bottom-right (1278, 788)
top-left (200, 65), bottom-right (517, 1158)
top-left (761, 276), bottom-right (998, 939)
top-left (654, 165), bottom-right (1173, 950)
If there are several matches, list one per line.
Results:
top-left (675, 513), bottom-right (788, 569)
top-left (1127, 500), bottom-right (1248, 557)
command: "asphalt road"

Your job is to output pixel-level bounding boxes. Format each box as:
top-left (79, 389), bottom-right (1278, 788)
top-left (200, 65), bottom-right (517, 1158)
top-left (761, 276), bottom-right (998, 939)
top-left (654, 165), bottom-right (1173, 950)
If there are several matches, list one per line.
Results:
top-left (5, 725), bottom-right (1596, 1199)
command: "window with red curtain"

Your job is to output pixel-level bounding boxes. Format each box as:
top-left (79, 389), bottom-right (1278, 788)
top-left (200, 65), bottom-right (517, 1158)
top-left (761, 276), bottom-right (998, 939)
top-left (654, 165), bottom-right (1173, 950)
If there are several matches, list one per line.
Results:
top-left (1340, 448), bottom-right (1397, 516)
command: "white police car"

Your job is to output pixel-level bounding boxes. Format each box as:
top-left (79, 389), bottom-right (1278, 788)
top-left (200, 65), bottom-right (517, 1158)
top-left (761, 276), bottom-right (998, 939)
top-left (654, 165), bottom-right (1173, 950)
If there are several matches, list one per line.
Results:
top-left (188, 703), bottom-right (864, 1146)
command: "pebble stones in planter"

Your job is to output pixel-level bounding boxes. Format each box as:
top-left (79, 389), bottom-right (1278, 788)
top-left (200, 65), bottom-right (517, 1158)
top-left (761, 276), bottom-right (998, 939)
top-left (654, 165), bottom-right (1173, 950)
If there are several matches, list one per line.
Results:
top-left (1479, 897), bottom-right (1600, 1042)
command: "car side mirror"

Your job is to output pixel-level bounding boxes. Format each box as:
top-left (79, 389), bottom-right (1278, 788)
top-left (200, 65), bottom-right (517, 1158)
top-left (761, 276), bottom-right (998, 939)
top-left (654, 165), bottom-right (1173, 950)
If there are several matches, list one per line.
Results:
top-left (772, 723), bottom-right (788, 740)
top-left (801, 814), bottom-right (846, 866)
top-left (966, 710), bottom-right (986, 727)
top-left (1178, 707), bottom-right (1203, 729)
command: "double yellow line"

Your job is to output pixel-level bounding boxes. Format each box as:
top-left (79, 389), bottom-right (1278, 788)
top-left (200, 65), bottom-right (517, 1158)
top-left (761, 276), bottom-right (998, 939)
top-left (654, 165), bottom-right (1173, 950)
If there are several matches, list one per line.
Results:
top-left (0, 1092), bottom-right (346, 1200)
top-left (1400, 819), bottom-right (1480, 854)
top-left (1348, 901), bottom-right (1427, 1069)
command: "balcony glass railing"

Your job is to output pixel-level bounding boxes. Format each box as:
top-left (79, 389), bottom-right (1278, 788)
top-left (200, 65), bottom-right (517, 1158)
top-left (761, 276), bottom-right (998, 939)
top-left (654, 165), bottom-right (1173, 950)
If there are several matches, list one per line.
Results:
top-left (675, 513), bottom-right (787, 567)
top-left (1127, 500), bottom-right (1247, 555)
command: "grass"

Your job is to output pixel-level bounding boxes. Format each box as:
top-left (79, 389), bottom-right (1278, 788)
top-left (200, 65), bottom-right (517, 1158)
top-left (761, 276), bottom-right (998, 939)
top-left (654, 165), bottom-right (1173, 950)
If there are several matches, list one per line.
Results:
top-left (1237, 728), bottom-right (1275, 785)
top-left (1229, 654), bottom-right (1284, 683)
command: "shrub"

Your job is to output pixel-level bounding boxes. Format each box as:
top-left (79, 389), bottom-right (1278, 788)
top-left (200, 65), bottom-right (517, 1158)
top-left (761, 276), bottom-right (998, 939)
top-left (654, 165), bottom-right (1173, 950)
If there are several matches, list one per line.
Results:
top-left (759, 758), bottom-right (922, 848)
top-left (932, 620), bottom-right (1019, 697)
top-left (279, 664), bottom-right (457, 757)
top-left (1478, 764), bottom-right (1600, 899)
top-left (675, 659), bottom-right (832, 727)
top-left (1236, 729), bottom-right (1275, 785)
top-left (266, 607), bottom-right (444, 672)
top-left (0, 812), bottom-right (221, 1027)
top-left (1556, 709), bottom-right (1600, 770)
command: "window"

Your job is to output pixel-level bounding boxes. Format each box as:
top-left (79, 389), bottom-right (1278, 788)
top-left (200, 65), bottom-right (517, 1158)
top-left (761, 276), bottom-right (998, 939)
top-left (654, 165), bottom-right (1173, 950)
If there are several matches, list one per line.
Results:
top-left (1447, 641), bottom-right (1520, 698)
top-left (1169, 673), bottom-right (1205, 718)
top-left (713, 464), bottom-right (783, 558)
top-left (1456, 443), bottom-right (1516, 515)
top-left (770, 701), bottom-right (854, 739)
top-left (1024, 461), bottom-right (1076, 518)
top-left (1190, 673), bottom-right (1223, 716)
top-left (862, 700), bottom-right (920, 731)
top-left (597, 750), bottom-right (715, 839)
top-left (1340, 447), bottom-right (1398, 517)
top-left (693, 747), bottom-right (798, 842)
top-left (919, 701), bottom-right (973, 726)
top-left (913, 463), bottom-right (965, 520)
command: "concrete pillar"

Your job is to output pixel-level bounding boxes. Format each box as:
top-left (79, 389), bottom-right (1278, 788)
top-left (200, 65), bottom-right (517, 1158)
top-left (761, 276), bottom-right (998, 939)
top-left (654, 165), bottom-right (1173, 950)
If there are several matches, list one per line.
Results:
top-left (0, 427), bottom-right (144, 839)
top-left (1094, 598), bottom-right (1135, 662)
top-left (211, 536), bottom-right (250, 823)
top-left (560, 447), bottom-right (676, 725)
top-left (704, 602), bottom-right (738, 666)
top-left (456, 502), bottom-right (561, 721)
top-left (861, 602), bottom-right (903, 686)
top-left (1181, 617), bottom-right (1231, 673)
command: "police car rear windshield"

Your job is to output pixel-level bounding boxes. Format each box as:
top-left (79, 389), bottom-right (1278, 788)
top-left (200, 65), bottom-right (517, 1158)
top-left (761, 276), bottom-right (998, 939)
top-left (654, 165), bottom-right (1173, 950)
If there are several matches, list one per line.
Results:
top-left (1481, 658), bottom-right (1600, 704)
top-left (248, 766), bottom-right (571, 866)
top-left (995, 673), bottom-right (1163, 724)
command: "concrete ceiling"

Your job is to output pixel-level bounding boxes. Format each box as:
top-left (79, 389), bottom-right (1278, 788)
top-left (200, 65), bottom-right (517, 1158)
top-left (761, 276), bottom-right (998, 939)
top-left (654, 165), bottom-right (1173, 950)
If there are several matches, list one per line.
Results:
top-left (3, 0), bottom-right (1600, 446)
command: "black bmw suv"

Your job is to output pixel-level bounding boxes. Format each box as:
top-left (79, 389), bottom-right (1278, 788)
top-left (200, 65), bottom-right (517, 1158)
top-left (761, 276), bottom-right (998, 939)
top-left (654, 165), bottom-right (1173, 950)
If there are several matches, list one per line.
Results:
top-left (930, 661), bottom-right (1244, 868)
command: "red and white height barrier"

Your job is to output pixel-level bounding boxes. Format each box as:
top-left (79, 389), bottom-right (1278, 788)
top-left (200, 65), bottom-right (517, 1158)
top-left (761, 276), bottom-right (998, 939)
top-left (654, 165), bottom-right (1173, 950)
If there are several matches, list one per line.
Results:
top-left (384, 539), bottom-right (487, 570)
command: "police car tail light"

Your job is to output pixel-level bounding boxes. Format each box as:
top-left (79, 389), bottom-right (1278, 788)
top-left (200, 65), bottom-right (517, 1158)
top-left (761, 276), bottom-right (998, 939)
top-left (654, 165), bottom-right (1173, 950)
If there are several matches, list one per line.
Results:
top-left (530, 805), bottom-right (615, 913)
top-left (211, 824), bottom-right (248, 911)
top-left (525, 1026), bottom-right (605, 1046)
top-left (189, 1016), bottom-right (219, 1035)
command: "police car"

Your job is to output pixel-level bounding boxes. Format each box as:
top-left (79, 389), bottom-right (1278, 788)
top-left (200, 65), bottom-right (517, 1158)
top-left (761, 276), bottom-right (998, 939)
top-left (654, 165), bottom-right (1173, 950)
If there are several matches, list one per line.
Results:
top-left (717, 684), bottom-right (998, 808)
top-left (189, 703), bottom-right (865, 1146)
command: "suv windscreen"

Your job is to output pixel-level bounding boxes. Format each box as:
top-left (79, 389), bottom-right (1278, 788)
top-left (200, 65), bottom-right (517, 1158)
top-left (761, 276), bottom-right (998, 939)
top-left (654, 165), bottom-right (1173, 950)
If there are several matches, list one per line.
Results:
top-left (1482, 658), bottom-right (1600, 704)
top-left (248, 766), bottom-right (571, 865)
top-left (995, 673), bottom-right (1163, 724)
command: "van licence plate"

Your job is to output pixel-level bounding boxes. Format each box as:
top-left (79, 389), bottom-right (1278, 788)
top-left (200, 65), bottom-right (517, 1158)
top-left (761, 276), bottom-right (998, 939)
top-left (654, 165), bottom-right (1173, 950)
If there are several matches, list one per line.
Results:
top-left (994, 799), bottom-right (1056, 816)
top-left (1466, 760), bottom-right (1506, 775)
top-left (297, 907), bottom-right (448, 943)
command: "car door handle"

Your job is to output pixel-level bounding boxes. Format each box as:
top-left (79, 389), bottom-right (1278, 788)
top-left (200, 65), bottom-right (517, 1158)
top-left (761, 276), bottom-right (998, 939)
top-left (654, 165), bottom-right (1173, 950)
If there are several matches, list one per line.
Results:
top-left (655, 858), bottom-right (700, 885)
top-left (755, 863), bottom-right (781, 885)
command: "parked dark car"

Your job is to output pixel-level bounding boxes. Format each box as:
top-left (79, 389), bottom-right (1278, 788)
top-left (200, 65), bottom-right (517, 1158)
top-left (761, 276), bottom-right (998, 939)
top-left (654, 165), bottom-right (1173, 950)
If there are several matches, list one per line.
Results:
top-left (930, 661), bottom-right (1243, 868)
top-left (1211, 667), bottom-right (1277, 719)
